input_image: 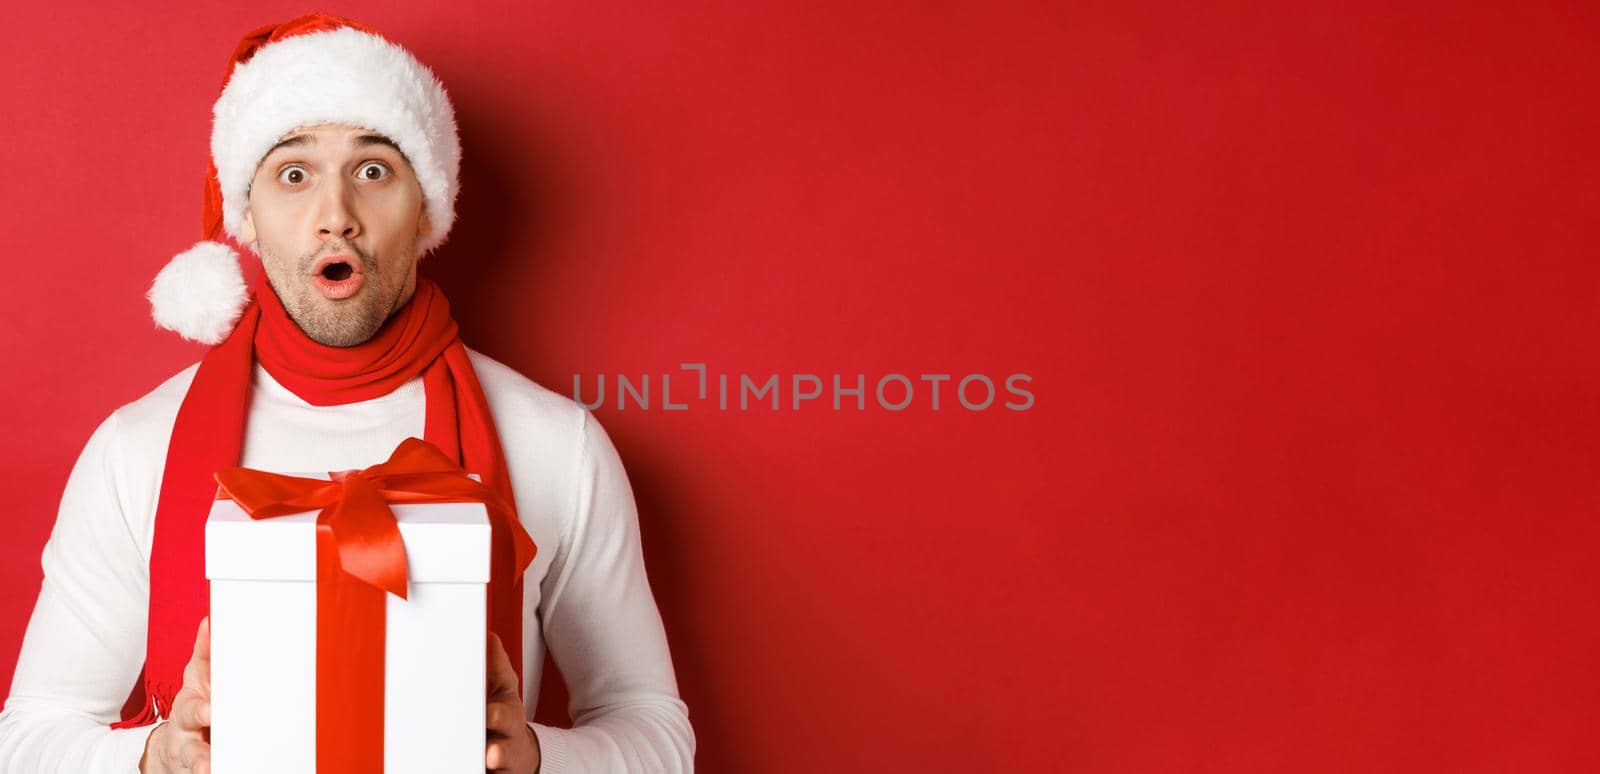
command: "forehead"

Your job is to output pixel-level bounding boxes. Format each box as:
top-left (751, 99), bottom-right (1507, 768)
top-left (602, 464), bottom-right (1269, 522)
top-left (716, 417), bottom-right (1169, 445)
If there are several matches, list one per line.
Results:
top-left (260, 123), bottom-right (405, 162)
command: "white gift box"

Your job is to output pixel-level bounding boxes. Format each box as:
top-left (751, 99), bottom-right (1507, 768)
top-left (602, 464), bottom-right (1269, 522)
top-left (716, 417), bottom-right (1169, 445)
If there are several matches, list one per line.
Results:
top-left (204, 473), bottom-right (489, 773)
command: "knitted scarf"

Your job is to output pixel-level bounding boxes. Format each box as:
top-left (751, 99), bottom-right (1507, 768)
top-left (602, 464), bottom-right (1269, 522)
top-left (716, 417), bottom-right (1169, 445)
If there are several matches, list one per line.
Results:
top-left (112, 274), bottom-right (531, 728)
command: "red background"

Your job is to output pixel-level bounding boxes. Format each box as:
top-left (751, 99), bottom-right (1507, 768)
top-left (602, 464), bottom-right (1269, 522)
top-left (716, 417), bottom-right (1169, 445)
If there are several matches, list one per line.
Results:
top-left (2, 2), bottom-right (1596, 771)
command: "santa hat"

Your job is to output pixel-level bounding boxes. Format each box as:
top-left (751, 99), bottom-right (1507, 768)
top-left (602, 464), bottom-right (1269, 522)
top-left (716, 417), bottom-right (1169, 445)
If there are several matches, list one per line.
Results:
top-left (148, 12), bottom-right (462, 345)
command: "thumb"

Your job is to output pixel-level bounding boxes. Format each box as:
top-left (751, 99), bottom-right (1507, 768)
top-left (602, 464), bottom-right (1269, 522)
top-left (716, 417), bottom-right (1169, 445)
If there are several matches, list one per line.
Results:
top-left (185, 616), bottom-right (212, 695)
top-left (194, 616), bottom-right (211, 662)
top-left (486, 632), bottom-right (519, 700)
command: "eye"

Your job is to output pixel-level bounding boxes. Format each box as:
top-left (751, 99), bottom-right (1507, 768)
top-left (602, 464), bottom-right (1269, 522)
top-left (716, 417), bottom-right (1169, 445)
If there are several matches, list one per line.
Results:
top-left (277, 165), bottom-right (308, 185)
top-left (357, 162), bottom-right (391, 181)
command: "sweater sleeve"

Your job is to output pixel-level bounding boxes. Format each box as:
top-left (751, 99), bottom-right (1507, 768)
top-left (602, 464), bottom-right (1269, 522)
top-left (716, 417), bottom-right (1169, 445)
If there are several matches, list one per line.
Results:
top-left (527, 410), bottom-right (695, 773)
top-left (0, 410), bottom-right (159, 772)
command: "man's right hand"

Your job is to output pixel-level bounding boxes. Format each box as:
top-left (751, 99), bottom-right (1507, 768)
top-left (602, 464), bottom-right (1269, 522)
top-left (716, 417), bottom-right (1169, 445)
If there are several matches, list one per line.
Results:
top-left (140, 616), bottom-right (213, 773)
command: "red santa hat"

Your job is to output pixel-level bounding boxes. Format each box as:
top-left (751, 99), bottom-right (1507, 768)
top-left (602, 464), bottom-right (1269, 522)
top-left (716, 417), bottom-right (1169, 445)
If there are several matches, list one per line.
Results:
top-left (148, 12), bottom-right (461, 345)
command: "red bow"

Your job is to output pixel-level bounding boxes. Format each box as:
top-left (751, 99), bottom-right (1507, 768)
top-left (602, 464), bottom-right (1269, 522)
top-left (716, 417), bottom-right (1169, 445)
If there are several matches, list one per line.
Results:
top-left (211, 436), bottom-right (536, 773)
top-left (214, 435), bottom-right (537, 596)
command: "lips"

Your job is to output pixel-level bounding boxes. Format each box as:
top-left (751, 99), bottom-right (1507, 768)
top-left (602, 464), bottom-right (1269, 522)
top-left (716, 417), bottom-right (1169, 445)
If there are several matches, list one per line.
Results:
top-left (310, 253), bottom-right (365, 300)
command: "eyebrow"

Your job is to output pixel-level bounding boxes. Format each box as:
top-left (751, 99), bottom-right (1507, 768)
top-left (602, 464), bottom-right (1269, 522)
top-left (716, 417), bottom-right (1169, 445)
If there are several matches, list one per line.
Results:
top-left (260, 132), bottom-right (405, 161)
top-left (262, 133), bottom-right (313, 160)
top-left (354, 133), bottom-right (403, 154)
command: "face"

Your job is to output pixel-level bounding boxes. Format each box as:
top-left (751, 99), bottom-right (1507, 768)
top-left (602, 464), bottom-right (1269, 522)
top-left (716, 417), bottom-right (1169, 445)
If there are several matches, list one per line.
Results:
top-left (240, 123), bottom-right (432, 347)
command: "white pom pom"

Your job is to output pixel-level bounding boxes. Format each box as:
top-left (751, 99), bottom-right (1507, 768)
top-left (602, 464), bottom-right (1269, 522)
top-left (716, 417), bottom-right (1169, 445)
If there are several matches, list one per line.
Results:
top-left (147, 241), bottom-right (249, 345)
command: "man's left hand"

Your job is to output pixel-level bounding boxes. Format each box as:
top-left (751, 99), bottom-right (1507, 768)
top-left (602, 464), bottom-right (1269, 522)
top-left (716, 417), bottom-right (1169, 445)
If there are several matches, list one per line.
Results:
top-left (486, 632), bottom-right (541, 773)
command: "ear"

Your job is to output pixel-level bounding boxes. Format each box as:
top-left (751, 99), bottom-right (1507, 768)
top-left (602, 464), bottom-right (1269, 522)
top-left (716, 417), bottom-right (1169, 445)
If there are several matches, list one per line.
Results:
top-left (417, 207), bottom-right (433, 239)
top-left (240, 207), bottom-right (256, 245)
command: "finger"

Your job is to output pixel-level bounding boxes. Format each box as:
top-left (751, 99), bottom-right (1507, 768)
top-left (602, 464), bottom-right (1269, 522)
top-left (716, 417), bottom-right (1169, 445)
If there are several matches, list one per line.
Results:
top-left (193, 616), bottom-right (212, 693)
top-left (179, 737), bottom-right (209, 772)
top-left (184, 696), bottom-right (203, 731)
top-left (483, 735), bottom-right (521, 770)
top-left (485, 633), bottom-right (518, 700)
top-left (193, 744), bottom-right (213, 774)
top-left (182, 625), bottom-right (213, 700)
top-left (193, 616), bottom-right (210, 664)
top-left (158, 723), bottom-right (183, 768)
top-left (486, 701), bottom-right (524, 736)
top-left (171, 693), bottom-right (194, 731)
top-left (174, 691), bottom-right (206, 731)
top-left (180, 665), bottom-right (209, 704)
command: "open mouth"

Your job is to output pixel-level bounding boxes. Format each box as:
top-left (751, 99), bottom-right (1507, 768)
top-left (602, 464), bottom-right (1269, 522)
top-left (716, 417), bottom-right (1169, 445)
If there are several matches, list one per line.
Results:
top-left (311, 253), bottom-right (365, 299)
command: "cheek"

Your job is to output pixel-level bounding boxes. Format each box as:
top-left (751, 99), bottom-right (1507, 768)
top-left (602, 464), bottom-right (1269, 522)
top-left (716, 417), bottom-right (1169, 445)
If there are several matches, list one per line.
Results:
top-left (248, 194), bottom-right (289, 238)
top-left (365, 191), bottom-right (426, 245)
top-left (251, 195), bottom-right (317, 254)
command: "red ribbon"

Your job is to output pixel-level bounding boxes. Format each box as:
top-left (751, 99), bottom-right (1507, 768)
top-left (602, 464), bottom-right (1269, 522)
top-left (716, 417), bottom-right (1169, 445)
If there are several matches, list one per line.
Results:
top-left (212, 437), bottom-right (536, 773)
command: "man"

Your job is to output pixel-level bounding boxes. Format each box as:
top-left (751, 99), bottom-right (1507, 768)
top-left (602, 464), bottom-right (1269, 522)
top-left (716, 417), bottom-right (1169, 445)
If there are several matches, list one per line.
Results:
top-left (0, 13), bottom-right (694, 773)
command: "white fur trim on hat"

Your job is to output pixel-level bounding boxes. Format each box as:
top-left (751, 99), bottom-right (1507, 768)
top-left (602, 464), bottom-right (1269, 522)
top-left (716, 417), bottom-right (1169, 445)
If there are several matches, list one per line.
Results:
top-left (211, 27), bottom-right (461, 255)
top-left (148, 240), bottom-right (249, 345)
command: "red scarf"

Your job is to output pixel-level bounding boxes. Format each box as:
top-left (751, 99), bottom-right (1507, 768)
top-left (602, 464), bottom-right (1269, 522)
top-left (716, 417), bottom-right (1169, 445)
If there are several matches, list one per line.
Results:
top-left (112, 274), bottom-right (532, 728)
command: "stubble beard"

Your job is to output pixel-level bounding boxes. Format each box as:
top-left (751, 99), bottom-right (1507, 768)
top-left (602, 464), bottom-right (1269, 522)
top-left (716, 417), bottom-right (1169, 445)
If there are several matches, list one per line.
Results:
top-left (261, 240), bottom-right (390, 348)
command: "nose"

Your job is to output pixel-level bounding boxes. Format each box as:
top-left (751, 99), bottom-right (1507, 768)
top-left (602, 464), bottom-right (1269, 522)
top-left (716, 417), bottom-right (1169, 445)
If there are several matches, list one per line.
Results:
top-left (314, 176), bottom-right (361, 244)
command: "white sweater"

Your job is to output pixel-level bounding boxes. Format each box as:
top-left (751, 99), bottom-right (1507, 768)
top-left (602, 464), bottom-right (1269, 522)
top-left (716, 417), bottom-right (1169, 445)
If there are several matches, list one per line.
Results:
top-left (0, 347), bottom-right (695, 772)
